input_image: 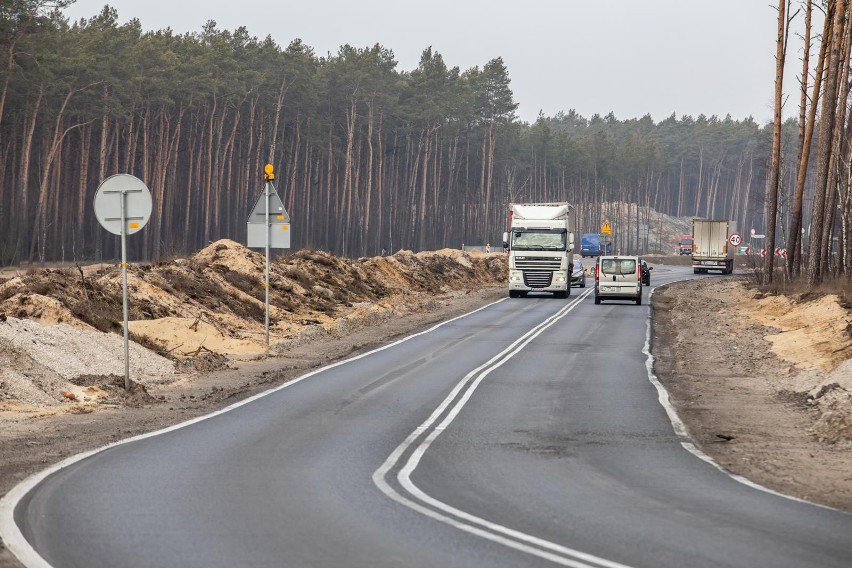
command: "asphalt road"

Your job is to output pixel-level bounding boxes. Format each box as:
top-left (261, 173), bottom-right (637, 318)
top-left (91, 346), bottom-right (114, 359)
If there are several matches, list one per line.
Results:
top-left (4, 265), bottom-right (852, 567)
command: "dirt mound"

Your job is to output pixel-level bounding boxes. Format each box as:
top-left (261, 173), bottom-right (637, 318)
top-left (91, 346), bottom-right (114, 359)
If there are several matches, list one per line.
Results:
top-left (653, 277), bottom-right (852, 510)
top-left (658, 278), bottom-right (852, 444)
top-left (738, 290), bottom-right (852, 372)
top-left (0, 242), bottom-right (506, 413)
top-left (68, 375), bottom-right (160, 408)
top-left (0, 316), bottom-right (176, 411)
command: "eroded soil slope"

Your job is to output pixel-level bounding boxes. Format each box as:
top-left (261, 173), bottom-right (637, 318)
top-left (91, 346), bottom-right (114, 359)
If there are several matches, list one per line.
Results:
top-left (653, 277), bottom-right (852, 510)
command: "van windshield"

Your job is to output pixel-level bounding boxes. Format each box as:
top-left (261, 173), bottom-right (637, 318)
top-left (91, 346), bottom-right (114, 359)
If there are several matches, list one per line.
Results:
top-left (601, 259), bottom-right (636, 275)
top-left (511, 229), bottom-right (566, 251)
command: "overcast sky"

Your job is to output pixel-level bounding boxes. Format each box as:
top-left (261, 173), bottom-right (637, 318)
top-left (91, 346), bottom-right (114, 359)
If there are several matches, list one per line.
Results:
top-left (62, 0), bottom-right (815, 124)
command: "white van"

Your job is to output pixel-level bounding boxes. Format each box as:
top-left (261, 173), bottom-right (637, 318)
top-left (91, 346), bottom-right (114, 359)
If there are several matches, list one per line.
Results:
top-left (594, 255), bottom-right (643, 305)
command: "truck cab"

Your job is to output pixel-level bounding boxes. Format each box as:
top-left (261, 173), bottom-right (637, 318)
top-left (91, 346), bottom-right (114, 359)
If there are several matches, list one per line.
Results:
top-left (504, 203), bottom-right (574, 299)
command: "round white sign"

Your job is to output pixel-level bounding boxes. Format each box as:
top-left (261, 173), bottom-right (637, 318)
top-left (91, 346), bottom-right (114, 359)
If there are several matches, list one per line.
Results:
top-left (93, 174), bottom-right (152, 236)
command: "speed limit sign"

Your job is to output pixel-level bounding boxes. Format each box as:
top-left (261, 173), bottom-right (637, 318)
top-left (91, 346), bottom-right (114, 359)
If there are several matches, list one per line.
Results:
top-left (729, 232), bottom-right (743, 247)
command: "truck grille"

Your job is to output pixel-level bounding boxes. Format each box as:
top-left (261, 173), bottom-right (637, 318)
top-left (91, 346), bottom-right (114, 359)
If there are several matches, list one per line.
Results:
top-left (514, 257), bottom-right (562, 270)
top-left (523, 271), bottom-right (553, 288)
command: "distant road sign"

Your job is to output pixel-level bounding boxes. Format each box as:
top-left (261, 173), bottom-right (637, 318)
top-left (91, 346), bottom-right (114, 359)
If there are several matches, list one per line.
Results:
top-left (728, 232), bottom-right (743, 247)
top-left (93, 174), bottom-right (152, 235)
top-left (751, 234), bottom-right (765, 239)
top-left (601, 220), bottom-right (612, 235)
top-left (247, 188), bottom-right (290, 249)
top-left (750, 228), bottom-right (756, 236)
top-left (92, 173), bottom-right (153, 391)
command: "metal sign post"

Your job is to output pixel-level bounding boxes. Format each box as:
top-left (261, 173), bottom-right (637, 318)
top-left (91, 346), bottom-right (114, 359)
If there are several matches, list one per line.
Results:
top-left (93, 174), bottom-right (152, 390)
top-left (120, 194), bottom-right (130, 389)
top-left (264, 167), bottom-right (271, 346)
top-left (247, 164), bottom-right (291, 345)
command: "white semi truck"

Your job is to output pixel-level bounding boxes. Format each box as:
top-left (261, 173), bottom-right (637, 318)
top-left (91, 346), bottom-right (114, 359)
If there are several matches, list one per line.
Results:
top-left (503, 202), bottom-right (574, 298)
top-left (692, 218), bottom-right (736, 274)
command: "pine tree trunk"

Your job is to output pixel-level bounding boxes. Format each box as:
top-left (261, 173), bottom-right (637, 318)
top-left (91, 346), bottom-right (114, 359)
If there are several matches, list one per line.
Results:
top-left (363, 102), bottom-right (375, 256)
top-left (763, 0), bottom-right (789, 284)
top-left (789, 0), bottom-right (824, 276)
top-left (808, 0), bottom-right (845, 286)
top-left (75, 125), bottom-right (92, 261)
top-left (17, 85), bottom-right (43, 262)
top-left (819, 11), bottom-right (852, 275)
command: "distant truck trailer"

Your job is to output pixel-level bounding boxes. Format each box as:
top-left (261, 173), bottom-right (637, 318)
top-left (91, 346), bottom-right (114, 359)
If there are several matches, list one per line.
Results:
top-left (692, 219), bottom-right (735, 274)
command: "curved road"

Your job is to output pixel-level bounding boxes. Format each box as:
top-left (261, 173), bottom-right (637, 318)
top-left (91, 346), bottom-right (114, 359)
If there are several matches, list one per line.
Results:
top-left (3, 265), bottom-right (852, 567)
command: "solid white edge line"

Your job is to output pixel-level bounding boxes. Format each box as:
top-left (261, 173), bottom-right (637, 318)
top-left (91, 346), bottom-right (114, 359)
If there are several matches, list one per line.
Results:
top-left (645, 278), bottom-right (852, 516)
top-left (0, 296), bottom-right (508, 568)
top-left (374, 289), bottom-right (636, 568)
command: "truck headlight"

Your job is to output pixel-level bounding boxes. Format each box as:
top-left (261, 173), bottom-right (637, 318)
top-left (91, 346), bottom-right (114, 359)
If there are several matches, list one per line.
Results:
top-left (554, 271), bottom-right (567, 283)
top-left (510, 271), bottom-right (523, 282)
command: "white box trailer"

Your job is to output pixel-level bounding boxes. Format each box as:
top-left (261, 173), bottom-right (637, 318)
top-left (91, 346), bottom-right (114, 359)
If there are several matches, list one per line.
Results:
top-left (503, 203), bottom-right (574, 298)
top-left (692, 219), bottom-right (735, 274)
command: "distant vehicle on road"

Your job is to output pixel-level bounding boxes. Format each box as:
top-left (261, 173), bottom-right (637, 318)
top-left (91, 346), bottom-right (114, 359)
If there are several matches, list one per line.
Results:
top-left (594, 255), bottom-right (643, 305)
top-left (504, 202), bottom-right (574, 298)
top-left (678, 237), bottom-right (693, 255)
top-left (692, 219), bottom-right (735, 274)
top-left (580, 233), bottom-right (612, 258)
top-left (570, 257), bottom-right (586, 288)
top-left (639, 259), bottom-right (652, 285)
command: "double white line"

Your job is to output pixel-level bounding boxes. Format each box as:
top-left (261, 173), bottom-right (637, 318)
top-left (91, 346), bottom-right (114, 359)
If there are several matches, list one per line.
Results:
top-left (373, 289), bottom-right (633, 568)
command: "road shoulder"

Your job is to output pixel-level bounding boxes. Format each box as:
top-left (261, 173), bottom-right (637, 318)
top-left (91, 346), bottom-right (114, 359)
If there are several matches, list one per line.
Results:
top-left (651, 277), bottom-right (852, 512)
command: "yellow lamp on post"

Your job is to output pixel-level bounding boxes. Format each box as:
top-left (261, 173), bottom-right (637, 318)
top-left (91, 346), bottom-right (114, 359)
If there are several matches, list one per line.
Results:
top-left (248, 162), bottom-right (290, 346)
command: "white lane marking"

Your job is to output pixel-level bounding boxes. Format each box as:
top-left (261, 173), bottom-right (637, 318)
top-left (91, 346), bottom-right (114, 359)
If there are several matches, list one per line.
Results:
top-left (645, 282), bottom-right (852, 516)
top-left (0, 297), bottom-right (511, 568)
top-left (374, 289), bottom-right (636, 568)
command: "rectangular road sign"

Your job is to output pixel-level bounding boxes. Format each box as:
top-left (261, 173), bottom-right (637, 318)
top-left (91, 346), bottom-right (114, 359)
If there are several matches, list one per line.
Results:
top-left (247, 222), bottom-right (290, 248)
top-left (247, 188), bottom-right (291, 249)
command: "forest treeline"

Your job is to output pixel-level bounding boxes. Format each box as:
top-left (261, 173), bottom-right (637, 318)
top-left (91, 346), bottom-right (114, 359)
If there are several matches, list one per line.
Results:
top-left (0, 1), bottom-right (846, 283)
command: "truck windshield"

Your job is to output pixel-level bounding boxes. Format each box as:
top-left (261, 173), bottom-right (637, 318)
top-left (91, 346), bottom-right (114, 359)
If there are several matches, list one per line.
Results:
top-left (511, 230), bottom-right (566, 251)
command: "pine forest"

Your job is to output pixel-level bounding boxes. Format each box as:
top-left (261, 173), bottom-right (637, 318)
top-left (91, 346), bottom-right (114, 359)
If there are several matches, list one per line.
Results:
top-left (1, 1), bottom-right (849, 284)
